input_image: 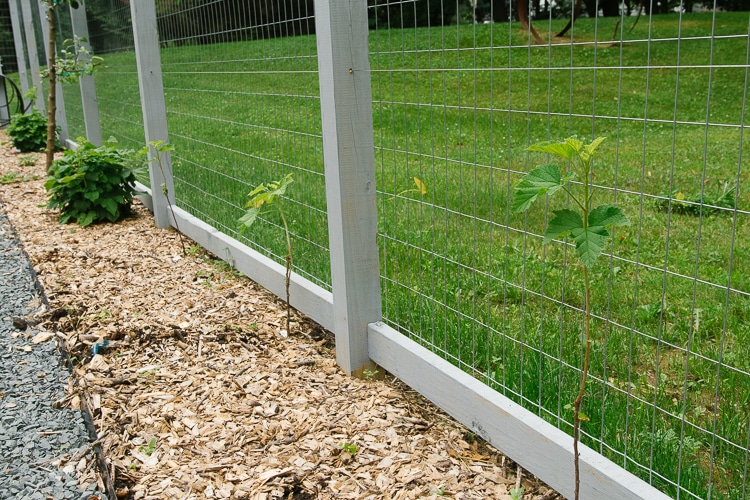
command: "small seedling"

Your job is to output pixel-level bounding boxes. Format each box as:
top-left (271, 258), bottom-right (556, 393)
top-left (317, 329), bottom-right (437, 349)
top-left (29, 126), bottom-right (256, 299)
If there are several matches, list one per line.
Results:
top-left (338, 442), bottom-right (358, 455)
top-left (138, 438), bottom-right (157, 456)
top-left (363, 368), bottom-right (379, 381)
top-left (513, 136), bottom-right (628, 500)
top-left (0, 173), bottom-right (20, 184)
top-left (239, 173), bottom-right (294, 333)
top-left (18, 155), bottom-right (38, 167)
top-left (510, 486), bottom-right (525, 500)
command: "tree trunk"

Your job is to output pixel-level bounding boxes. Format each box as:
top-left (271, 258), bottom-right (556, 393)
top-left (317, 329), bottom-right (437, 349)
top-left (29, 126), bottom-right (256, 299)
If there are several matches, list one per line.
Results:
top-left (45, 4), bottom-right (56, 170)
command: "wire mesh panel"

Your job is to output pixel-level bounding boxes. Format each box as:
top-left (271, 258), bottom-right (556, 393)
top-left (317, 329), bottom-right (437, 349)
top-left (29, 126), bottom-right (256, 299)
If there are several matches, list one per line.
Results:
top-left (155, 0), bottom-right (329, 289)
top-left (84, 0), bottom-right (145, 154)
top-left (370, 1), bottom-right (749, 498)
top-left (54, 5), bottom-right (87, 141)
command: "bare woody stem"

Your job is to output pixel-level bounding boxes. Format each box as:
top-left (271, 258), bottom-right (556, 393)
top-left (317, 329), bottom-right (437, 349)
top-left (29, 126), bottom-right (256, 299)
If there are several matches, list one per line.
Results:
top-left (573, 264), bottom-right (593, 500)
top-left (279, 209), bottom-right (292, 333)
top-left (45, 4), bottom-right (57, 170)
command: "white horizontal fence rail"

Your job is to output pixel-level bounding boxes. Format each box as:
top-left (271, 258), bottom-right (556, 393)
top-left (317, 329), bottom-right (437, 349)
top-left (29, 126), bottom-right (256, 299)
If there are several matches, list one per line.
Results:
top-left (9, 0), bottom-right (748, 498)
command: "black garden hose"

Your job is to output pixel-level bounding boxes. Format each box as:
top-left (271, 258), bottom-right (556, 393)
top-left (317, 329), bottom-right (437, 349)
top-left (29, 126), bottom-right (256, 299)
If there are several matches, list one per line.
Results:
top-left (0, 72), bottom-right (27, 127)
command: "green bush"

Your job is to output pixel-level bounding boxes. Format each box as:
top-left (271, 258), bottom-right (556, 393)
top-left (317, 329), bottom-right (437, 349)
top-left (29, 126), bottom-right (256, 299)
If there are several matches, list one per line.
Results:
top-left (45, 138), bottom-right (144, 227)
top-left (7, 112), bottom-right (48, 153)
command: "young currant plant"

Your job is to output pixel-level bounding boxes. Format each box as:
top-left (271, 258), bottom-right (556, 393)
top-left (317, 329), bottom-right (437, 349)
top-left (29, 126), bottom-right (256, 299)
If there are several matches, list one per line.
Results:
top-left (239, 174), bottom-right (294, 333)
top-left (143, 140), bottom-right (186, 254)
top-left (512, 136), bottom-right (628, 500)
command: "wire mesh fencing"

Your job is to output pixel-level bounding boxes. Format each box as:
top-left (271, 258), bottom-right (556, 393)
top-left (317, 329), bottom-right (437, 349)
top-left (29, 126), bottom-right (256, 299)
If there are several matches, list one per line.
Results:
top-left (371, 2), bottom-right (749, 499)
top-left (85, 0), bottom-right (146, 155)
top-left (152, 0), bottom-right (330, 289)
top-left (9, 0), bottom-right (749, 497)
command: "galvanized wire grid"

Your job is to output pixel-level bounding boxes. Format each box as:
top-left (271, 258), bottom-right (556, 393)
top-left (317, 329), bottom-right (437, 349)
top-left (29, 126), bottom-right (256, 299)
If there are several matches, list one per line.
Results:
top-left (371, 2), bottom-right (749, 499)
top-left (155, 0), bottom-right (330, 288)
top-left (54, 6), bottom-right (87, 141)
top-left (85, 0), bottom-right (145, 154)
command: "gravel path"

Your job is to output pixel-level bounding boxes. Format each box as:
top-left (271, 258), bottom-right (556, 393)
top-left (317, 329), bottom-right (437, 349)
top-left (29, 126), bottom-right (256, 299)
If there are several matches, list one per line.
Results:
top-left (0, 209), bottom-right (105, 500)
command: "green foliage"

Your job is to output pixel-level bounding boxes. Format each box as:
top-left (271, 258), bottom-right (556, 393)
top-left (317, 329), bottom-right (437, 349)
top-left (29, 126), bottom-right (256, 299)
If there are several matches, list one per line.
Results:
top-left (239, 173), bottom-right (294, 229)
top-left (513, 136), bottom-right (629, 267)
top-left (509, 486), bottom-right (525, 500)
top-left (0, 173), bottom-right (39, 184)
top-left (338, 442), bottom-right (358, 455)
top-left (45, 138), bottom-right (144, 227)
top-left (43, 37), bottom-right (103, 84)
top-left (240, 173), bottom-right (295, 331)
top-left (18, 155), bottom-right (38, 167)
top-left (513, 136), bottom-right (628, 499)
top-left (655, 180), bottom-right (736, 216)
top-left (138, 437), bottom-right (157, 456)
top-left (7, 113), bottom-right (48, 153)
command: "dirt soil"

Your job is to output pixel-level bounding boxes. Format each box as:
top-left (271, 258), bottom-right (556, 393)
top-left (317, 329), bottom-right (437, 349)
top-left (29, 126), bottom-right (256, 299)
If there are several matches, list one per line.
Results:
top-left (0, 132), bottom-right (561, 500)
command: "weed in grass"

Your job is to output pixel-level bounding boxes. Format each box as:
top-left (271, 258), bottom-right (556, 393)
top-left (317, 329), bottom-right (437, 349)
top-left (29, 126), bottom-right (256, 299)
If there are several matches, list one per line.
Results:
top-left (513, 136), bottom-right (628, 499)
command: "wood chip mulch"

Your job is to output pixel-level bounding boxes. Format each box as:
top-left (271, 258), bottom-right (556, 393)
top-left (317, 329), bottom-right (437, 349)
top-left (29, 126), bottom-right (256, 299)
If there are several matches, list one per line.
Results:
top-left (0, 131), bottom-right (560, 500)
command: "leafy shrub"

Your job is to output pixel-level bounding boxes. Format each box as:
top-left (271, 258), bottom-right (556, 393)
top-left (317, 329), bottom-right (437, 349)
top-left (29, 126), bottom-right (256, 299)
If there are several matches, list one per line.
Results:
top-left (7, 112), bottom-right (48, 153)
top-left (45, 138), bottom-right (144, 227)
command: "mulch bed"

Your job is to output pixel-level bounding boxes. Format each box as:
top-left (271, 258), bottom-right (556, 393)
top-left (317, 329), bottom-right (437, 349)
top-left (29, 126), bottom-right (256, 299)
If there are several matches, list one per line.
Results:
top-left (0, 131), bottom-right (559, 500)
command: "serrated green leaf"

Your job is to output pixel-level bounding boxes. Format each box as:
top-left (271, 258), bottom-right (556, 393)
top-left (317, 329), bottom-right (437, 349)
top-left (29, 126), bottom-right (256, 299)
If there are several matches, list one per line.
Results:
top-left (239, 207), bottom-right (261, 229)
top-left (571, 226), bottom-right (610, 267)
top-left (588, 205), bottom-right (629, 228)
top-left (543, 209), bottom-right (583, 244)
top-left (565, 136), bottom-right (584, 153)
top-left (512, 164), bottom-right (566, 213)
top-left (584, 136), bottom-right (607, 157)
top-left (526, 141), bottom-right (576, 161)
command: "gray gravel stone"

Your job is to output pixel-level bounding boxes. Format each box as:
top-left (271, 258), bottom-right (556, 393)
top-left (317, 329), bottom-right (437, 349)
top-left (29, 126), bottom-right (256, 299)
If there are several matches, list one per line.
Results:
top-left (0, 208), bottom-right (106, 500)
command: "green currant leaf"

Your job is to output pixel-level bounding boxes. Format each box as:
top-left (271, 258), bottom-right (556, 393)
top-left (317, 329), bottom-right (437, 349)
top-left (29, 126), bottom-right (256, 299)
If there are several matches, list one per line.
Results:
top-left (239, 206), bottom-right (261, 229)
top-left (512, 164), bottom-right (567, 213)
top-left (543, 209), bottom-right (583, 245)
top-left (571, 226), bottom-right (610, 268)
top-left (588, 204), bottom-right (629, 228)
top-left (526, 141), bottom-right (577, 161)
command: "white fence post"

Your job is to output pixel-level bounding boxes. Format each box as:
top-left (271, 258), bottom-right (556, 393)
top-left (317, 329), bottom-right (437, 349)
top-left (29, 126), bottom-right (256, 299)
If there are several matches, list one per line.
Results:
top-left (8, 0), bottom-right (30, 98)
top-left (130, 0), bottom-right (174, 229)
top-left (20, 0), bottom-right (44, 114)
top-left (69, 0), bottom-right (101, 146)
top-left (314, 0), bottom-right (382, 377)
top-left (37, 0), bottom-right (69, 145)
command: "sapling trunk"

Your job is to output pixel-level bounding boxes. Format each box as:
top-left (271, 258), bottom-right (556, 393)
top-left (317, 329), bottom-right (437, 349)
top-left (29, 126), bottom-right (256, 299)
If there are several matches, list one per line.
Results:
top-left (279, 210), bottom-right (292, 333)
top-left (573, 265), bottom-right (593, 500)
top-left (45, 5), bottom-right (57, 170)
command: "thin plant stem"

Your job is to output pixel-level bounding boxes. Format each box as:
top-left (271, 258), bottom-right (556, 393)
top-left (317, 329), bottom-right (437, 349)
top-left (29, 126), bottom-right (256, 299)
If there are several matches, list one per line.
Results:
top-left (279, 209), bottom-right (292, 333)
top-left (574, 264), bottom-right (593, 500)
top-left (45, 4), bottom-right (56, 170)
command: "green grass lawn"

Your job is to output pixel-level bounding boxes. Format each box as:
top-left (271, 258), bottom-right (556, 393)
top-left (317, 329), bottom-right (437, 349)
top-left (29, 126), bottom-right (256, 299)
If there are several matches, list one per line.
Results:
top-left (50, 11), bottom-right (750, 499)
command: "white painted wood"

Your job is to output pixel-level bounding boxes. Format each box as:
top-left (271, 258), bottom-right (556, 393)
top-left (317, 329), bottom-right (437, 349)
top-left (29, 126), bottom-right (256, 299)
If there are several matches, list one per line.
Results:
top-left (314, 0), bottom-right (381, 376)
top-left (20, 0), bottom-right (44, 114)
top-left (129, 0), bottom-right (173, 229)
top-left (36, 0), bottom-right (69, 143)
top-left (368, 322), bottom-right (673, 500)
top-left (8, 0), bottom-right (30, 97)
top-left (69, 0), bottom-right (101, 145)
